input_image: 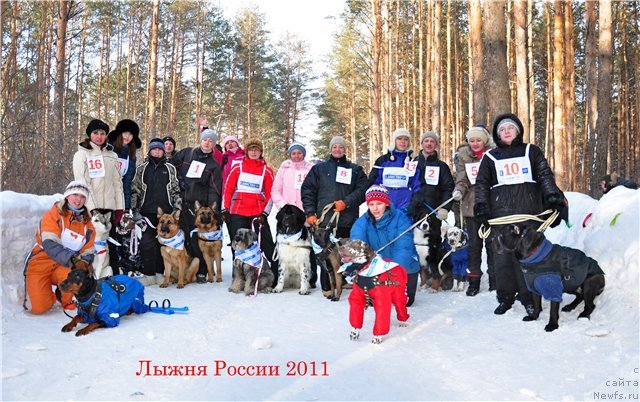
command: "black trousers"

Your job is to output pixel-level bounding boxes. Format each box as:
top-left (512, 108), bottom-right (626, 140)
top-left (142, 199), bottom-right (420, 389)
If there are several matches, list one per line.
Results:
top-left (491, 237), bottom-right (532, 306)
top-left (464, 217), bottom-right (495, 283)
top-left (139, 213), bottom-right (165, 276)
top-left (228, 214), bottom-right (279, 287)
top-left (406, 272), bottom-right (419, 307)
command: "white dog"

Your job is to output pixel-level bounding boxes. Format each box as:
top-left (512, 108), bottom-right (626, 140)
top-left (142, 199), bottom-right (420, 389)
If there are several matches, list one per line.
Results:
top-left (440, 223), bottom-right (469, 292)
top-left (90, 211), bottom-right (113, 279)
top-left (273, 205), bottom-right (312, 295)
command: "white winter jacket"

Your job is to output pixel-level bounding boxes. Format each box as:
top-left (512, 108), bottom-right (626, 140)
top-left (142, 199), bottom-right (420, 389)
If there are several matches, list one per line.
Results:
top-left (73, 139), bottom-right (124, 212)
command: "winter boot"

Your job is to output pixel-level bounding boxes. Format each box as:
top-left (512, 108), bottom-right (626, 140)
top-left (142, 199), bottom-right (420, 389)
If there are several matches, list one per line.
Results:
top-left (349, 328), bottom-right (360, 341)
top-left (371, 335), bottom-right (383, 344)
top-left (494, 302), bottom-right (513, 315)
top-left (466, 278), bottom-right (480, 297)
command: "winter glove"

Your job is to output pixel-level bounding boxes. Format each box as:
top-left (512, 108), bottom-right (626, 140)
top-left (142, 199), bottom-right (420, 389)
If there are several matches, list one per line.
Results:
top-left (436, 209), bottom-right (449, 221)
top-left (113, 209), bottom-right (124, 225)
top-left (306, 215), bottom-right (319, 226)
top-left (545, 193), bottom-right (565, 211)
top-left (333, 200), bottom-right (346, 212)
top-left (71, 253), bottom-right (91, 271)
top-left (256, 212), bottom-right (268, 225)
top-left (221, 210), bottom-right (231, 224)
top-left (452, 190), bottom-right (463, 201)
top-left (474, 202), bottom-right (491, 227)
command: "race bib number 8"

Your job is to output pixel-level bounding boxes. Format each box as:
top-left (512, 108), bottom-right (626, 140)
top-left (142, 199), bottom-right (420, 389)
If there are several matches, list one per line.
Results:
top-left (336, 167), bottom-right (352, 185)
top-left (87, 155), bottom-right (105, 178)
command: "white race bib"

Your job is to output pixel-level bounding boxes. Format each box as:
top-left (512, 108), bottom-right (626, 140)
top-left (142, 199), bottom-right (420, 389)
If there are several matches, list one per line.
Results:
top-left (231, 159), bottom-right (242, 169)
top-left (86, 155), bottom-right (105, 178)
top-left (404, 161), bottom-right (418, 177)
top-left (294, 170), bottom-right (308, 190)
top-left (487, 145), bottom-right (534, 187)
top-left (423, 166), bottom-right (440, 186)
top-left (186, 161), bottom-right (206, 178)
top-left (60, 219), bottom-right (86, 251)
top-left (238, 171), bottom-right (265, 194)
top-left (336, 167), bottom-right (352, 185)
top-left (382, 167), bottom-right (409, 188)
top-left (465, 162), bottom-right (481, 185)
top-left (117, 156), bottom-right (129, 176)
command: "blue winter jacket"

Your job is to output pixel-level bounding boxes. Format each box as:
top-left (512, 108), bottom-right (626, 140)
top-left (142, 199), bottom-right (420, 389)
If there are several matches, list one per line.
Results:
top-left (368, 149), bottom-right (422, 211)
top-left (77, 275), bottom-right (147, 327)
top-left (350, 206), bottom-right (420, 274)
top-left (112, 145), bottom-right (136, 209)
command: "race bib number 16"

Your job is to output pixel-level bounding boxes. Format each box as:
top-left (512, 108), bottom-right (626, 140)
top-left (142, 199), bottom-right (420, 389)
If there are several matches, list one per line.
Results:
top-left (87, 155), bottom-right (105, 178)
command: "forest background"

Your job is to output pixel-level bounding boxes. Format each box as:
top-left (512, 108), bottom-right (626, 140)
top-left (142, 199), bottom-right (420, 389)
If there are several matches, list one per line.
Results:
top-left (1, 0), bottom-right (638, 198)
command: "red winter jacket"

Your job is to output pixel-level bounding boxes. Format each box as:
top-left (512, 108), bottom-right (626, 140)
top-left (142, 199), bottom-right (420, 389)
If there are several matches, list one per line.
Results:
top-left (223, 157), bottom-right (274, 217)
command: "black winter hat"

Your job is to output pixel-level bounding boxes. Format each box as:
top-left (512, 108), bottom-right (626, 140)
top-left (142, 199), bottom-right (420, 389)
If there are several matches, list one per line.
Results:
top-left (162, 136), bottom-right (176, 147)
top-left (108, 119), bottom-right (142, 148)
top-left (147, 138), bottom-right (166, 153)
top-left (85, 119), bottom-right (110, 136)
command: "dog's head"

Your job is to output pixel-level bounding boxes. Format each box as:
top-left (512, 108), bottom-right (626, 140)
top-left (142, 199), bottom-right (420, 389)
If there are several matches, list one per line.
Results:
top-left (194, 201), bottom-right (219, 231)
top-left (115, 210), bottom-right (136, 235)
top-left (91, 211), bottom-right (112, 234)
top-left (309, 224), bottom-right (334, 249)
top-left (442, 225), bottom-right (469, 250)
top-left (338, 239), bottom-right (376, 265)
top-left (495, 223), bottom-right (545, 259)
top-left (157, 207), bottom-right (181, 238)
top-left (232, 228), bottom-right (258, 252)
top-left (275, 204), bottom-right (306, 235)
top-left (59, 268), bottom-right (95, 300)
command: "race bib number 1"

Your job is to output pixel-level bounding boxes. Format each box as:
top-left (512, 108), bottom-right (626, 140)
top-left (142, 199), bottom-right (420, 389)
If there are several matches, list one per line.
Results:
top-left (404, 161), bottom-right (418, 177)
top-left (86, 155), bottom-right (105, 178)
top-left (336, 167), bottom-right (352, 185)
top-left (186, 161), bottom-right (206, 178)
top-left (294, 170), bottom-right (308, 190)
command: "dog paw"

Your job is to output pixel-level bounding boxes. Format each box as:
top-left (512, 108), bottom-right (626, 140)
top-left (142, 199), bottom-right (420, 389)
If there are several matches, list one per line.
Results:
top-left (177, 283), bottom-right (185, 289)
top-left (298, 288), bottom-right (311, 295)
top-left (349, 328), bottom-right (360, 341)
top-left (522, 315), bottom-right (538, 322)
top-left (371, 336), bottom-right (383, 344)
top-left (260, 287), bottom-right (272, 294)
top-left (159, 282), bottom-right (169, 288)
top-left (216, 278), bottom-right (223, 283)
top-left (544, 323), bottom-right (559, 332)
top-left (426, 287), bottom-right (438, 294)
top-left (398, 321), bottom-right (409, 327)
top-left (331, 296), bottom-right (341, 302)
top-left (272, 286), bottom-right (284, 293)
top-left (75, 329), bottom-right (90, 336)
top-left (61, 324), bottom-right (74, 333)
top-left (208, 279), bottom-right (214, 283)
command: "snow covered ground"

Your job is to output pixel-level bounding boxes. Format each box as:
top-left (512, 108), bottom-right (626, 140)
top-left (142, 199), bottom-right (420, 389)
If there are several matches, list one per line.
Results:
top-left (1, 188), bottom-right (638, 401)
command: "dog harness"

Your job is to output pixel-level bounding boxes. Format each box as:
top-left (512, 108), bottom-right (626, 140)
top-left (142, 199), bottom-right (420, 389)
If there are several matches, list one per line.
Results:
top-left (157, 230), bottom-right (185, 250)
top-left (235, 242), bottom-right (263, 269)
top-left (77, 278), bottom-right (127, 320)
top-left (190, 228), bottom-right (223, 242)
top-left (94, 240), bottom-right (108, 255)
top-left (277, 230), bottom-right (303, 244)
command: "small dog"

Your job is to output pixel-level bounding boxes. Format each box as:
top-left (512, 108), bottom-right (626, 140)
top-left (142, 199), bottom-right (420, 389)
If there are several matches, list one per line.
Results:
top-left (309, 224), bottom-right (345, 301)
top-left (413, 218), bottom-right (432, 289)
top-left (413, 214), bottom-right (451, 292)
top-left (110, 210), bottom-right (144, 277)
top-left (338, 240), bottom-right (409, 344)
top-left (156, 208), bottom-right (199, 288)
top-left (441, 223), bottom-right (469, 292)
top-left (274, 205), bottom-right (312, 295)
top-left (229, 228), bottom-right (274, 296)
top-left (90, 211), bottom-right (113, 279)
top-left (194, 201), bottom-right (223, 283)
top-left (59, 268), bottom-right (148, 336)
top-left (496, 223), bottom-right (606, 332)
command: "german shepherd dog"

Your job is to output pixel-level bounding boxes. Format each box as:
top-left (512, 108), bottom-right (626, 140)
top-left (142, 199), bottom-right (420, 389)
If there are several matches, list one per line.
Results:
top-left (156, 207), bottom-right (199, 288)
top-left (229, 228), bottom-right (274, 296)
top-left (309, 224), bottom-right (345, 301)
top-left (194, 201), bottom-right (223, 283)
top-left (90, 211), bottom-right (113, 279)
top-left (59, 267), bottom-right (148, 336)
top-left (496, 223), bottom-right (605, 332)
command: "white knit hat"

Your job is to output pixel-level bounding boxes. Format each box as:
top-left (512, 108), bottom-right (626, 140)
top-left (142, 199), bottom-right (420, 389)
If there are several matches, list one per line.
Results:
top-left (64, 180), bottom-right (90, 199)
top-left (465, 126), bottom-right (490, 144)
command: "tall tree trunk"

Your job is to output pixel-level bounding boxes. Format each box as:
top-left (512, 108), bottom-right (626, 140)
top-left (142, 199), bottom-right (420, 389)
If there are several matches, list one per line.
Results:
top-left (54, 0), bottom-right (70, 185)
top-left (564, 1), bottom-right (576, 190)
top-left (583, 0), bottom-right (597, 191)
top-left (552, 0), bottom-right (568, 190)
top-left (431, 1), bottom-right (441, 136)
top-left (527, 0), bottom-right (535, 142)
top-left (146, 0), bottom-right (160, 138)
top-left (76, 10), bottom-right (87, 142)
top-left (545, 2), bottom-right (553, 157)
top-left (370, 0), bottom-right (383, 157)
top-left (469, 0), bottom-right (485, 125)
top-left (594, 0), bottom-right (613, 191)
top-left (483, 0), bottom-right (511, 122)
top-left (514, 0), bottom-right (530, 142)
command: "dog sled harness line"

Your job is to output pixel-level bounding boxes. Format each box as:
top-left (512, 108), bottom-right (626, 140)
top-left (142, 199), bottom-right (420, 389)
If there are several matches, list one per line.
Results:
top-left (477, 209), bottom-right (559, 240)
top-left (157, 230), bottom-right (185, 250)
top-left (190, 228), bottom-right (223, 241)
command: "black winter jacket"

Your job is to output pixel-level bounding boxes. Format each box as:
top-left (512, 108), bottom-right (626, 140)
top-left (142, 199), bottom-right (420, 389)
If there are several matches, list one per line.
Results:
top-left (407, 151), bottom-right (454, 220)
top-left (474, 113), bottom-right (561, 219)
top-left (131, 156), bottom-right (182, 215)
top-left (300, 155), bottom-right (369, 229)
top-left (171, 147), bottom-right (222, 210)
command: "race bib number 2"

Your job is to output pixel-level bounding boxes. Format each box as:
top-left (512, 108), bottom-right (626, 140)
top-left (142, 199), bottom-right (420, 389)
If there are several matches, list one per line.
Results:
top-left (423, 166), bottom-right (440, 186)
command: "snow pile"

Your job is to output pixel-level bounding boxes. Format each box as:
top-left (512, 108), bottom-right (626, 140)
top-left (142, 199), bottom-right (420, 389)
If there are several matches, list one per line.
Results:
top-left (1, 189), bottom-right (638, 401)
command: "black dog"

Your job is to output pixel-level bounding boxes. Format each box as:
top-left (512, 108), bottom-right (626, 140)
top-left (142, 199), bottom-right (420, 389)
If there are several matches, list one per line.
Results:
top-left (59, 268), bottom-right (148, 336)
top-left (496, 223), bottom-right (605, 332)
top-left (110, 211), bottom-right (144, 276)
top-left (274, 205), bottom-right (314, 294)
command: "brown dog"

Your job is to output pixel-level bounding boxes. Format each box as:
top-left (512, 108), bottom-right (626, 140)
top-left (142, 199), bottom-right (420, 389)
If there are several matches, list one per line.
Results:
top-left (194, 201), bottom-right (223, 283)
top-left (310, 224), bottom-right (345, 301)
top-left (157, 207), bottom-right (199, 288)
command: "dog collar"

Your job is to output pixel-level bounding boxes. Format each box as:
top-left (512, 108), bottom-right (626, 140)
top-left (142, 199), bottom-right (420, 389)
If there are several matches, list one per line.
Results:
top-left (190, 228), bottom-right (223, 242)
top-left (310, 236), bottom-right (324, 254)
top-left (277, 230), bottom-right (303, 244)
top-left (158, 231), bottom-right (185, 250)
top-left (94, 240), bottom-right (108, 255)
top-left (235, 242), bottom-right (263, 269)
top-left (520, 238), bottom-right (553, 265)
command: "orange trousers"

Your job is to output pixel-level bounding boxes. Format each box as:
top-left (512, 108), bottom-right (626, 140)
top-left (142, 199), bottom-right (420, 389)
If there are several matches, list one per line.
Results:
top-left (25, 257), bottom-right (73, 314)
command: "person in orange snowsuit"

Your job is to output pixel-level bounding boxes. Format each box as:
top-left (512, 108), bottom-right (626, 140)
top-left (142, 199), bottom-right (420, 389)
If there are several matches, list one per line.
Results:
top-left (24, 180), bottom-right (96, 314)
